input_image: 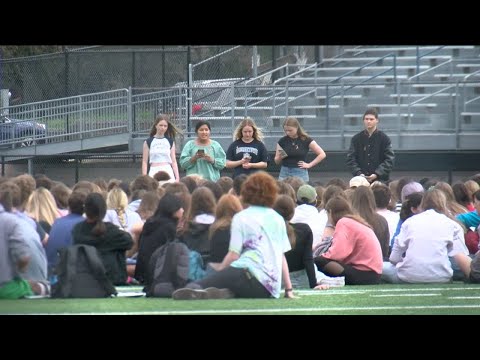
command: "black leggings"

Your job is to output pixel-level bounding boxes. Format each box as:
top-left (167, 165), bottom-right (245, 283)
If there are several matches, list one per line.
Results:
top-left (315, 256), bottom-right (380, 285)
top-left (188, 266), bottom-right (271, 298)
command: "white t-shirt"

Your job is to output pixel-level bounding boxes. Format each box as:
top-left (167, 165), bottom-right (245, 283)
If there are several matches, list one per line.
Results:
top-left (149, 137), bottom-right (172, 164)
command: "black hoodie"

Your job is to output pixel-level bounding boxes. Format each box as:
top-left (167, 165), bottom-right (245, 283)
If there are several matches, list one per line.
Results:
top-left (72, 221), bottom-right (133, 285)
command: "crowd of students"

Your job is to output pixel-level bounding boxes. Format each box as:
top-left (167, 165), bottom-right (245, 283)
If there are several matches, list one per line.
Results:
top-left (1, 111), bottom-right (480, 300)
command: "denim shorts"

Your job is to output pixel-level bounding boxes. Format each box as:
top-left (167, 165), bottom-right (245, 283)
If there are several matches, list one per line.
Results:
top-left (278, 166), bottom-right (309, 182)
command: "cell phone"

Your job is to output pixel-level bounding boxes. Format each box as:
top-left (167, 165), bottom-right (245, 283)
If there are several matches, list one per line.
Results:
top-left (197, 149), bottom-right (205, 156)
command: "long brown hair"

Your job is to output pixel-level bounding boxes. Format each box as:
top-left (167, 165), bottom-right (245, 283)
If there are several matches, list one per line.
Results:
top-left (149, 114), bottom-right (182, 139)
top-left (209, 194), bottom-right (243, 239)
top-left (325, 196), bottom-right (370, 228)
top-left (273, 194), bottom-right (296, 248)
top-left (283, 116), bottom-right (309, 140)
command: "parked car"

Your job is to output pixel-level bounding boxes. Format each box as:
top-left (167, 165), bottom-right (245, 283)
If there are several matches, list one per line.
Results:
top-left (0, 115), bottom-right (47, 147)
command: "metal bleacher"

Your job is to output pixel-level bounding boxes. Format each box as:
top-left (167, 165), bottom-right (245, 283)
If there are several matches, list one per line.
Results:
top-left (2, 45), bottom-right (480, 161)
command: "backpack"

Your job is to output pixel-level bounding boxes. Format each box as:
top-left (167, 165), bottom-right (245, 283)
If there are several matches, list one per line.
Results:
top-left (144, 240), bottom-right (190, 298)
top-left (146, 136), bottom-right (174, 176)
top-left (51, 244), bottom-right (117, 298)
top-left (465, 229), bottom-right (480, 255)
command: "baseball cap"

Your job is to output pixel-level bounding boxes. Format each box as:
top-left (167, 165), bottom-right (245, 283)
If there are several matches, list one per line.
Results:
top-left (297, 184), bottom-right (317, 204)
top-left (400, 181), bottom-right (424, 202)
top-left (349, 175), bottom-right (370, 188)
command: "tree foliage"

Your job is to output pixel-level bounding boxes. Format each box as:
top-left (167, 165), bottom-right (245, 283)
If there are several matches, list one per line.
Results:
top-left (0, 46), bottom-right (64, 59)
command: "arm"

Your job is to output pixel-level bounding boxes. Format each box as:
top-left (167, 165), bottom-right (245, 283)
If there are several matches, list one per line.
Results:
top-left (126, 221), bottom-right (144, 258)
top-left (282, 254), bottom-right (295, 298)
top-left (454, 253), bottom-right (472, 279)
top-left (274, 143), bottom-right (284, 165)
top-left (225, 142), bottom-right (241, 169)
top-left (301, 141), bottom-right (326, 169)
top-left (170, 142), bottom-right (180, 181)
top-left (210, 142), bottom-right (226, 170)
top-left (179, 141), bottom-right (197, 170)
top-left (302, 226), bottom-right (317, 289)
top-left (389, 222), bottom-right (408, 265)
top-left (374, 138), bottom-right (395, 178)
top-left (243, 142), bottom-right (268, 170)
top-left (211, 250), bottom-right (240, 272)
top-left (142, 141), bottom-right (149, 176)
top-left (346, 137), bottom-right (362, 176)
top-left (9, 219), bottom-right (32, 266)
top-left (243, 161), bottom-right (268, 170)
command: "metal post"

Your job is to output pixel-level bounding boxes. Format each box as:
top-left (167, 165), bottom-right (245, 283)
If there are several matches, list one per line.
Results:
top-left (314, 46), bottom-right (321, 64)
top-left (271, 46), bottom-right (277, 82)
top-left (127, 86), bottom-right (133, 135)
top-left (28, 158), bottom-right (33, 175)
top-left (64, 46), bottom-right (70, 133)
top-left (162, 45), bottom-right (166, 88)
top-left (252, 46), bottom-right (258, 77)
top-left (75, 156), bottom-right (79, 184)
top-left (187, 60), bottom-right (192, 134)
top-left (131, 50), bottom-right (136, 89)
top-left (415, 46), bottom-right (420, 75)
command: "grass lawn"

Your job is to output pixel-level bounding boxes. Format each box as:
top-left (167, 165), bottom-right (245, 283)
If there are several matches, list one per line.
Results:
top-left (1, 282), bottom-right (480, 315)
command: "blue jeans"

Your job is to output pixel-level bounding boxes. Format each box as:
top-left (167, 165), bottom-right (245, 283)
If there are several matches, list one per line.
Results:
top-left (278, 166), bottom-right (309, 182)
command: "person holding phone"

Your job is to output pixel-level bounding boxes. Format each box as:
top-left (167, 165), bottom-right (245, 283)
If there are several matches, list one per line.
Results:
top-left (274, 117), bottom-right (326, 182)
top-left (180, 120), bottom-right (226, 182)
top-left (225, 117), bottom-right (269, 179)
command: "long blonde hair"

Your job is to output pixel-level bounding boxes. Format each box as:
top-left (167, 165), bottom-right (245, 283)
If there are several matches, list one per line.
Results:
top-left (26, 187), bottom-right (60, 226)
top-left (106, 187), bottom-right (129, 230)
top-left (233, 117), bottom-right (264, 141)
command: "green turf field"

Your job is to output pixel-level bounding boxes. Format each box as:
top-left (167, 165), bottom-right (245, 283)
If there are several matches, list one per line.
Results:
top-left (1, 283), bottom-right (480, 315)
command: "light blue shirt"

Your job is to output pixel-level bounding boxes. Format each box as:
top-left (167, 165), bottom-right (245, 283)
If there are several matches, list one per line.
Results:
top-left (229, 206), bottom-right (291, 298)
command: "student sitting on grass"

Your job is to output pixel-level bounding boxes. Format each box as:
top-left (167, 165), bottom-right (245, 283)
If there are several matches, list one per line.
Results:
top-left (0, 191), bottom-right (47, 299)
top-left (172, 171), bottom-right (296, 300)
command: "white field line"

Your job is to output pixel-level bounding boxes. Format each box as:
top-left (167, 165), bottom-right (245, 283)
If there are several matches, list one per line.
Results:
top-left (448, 296), bottom-right (480, 299)
top-left (296, 286), bottom-right (480, 296)
top-left (13, 304), bottom-right (480, 315)
top-left (370, 293), bottom-right (440, 297)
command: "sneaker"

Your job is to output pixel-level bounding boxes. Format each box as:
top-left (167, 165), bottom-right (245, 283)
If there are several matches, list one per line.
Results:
top-left (204, 287), bottom-right (235, 299)
top-left (172, 288), bottom-right (208, 300)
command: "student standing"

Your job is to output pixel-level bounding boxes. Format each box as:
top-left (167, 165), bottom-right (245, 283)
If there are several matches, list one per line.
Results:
top-left (274, 117), bottom-right (326, 183)
top-left (142, 114), bottom-right (181, 181)
top-left (225, 117), bottom-right (269, 179)
top-left (346, 108), bottom-right (395, 183)
top-left (180, 121), bottom-right (226, 182)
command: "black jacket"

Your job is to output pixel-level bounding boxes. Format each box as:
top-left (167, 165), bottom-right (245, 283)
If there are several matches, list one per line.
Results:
top-left (346, 129), bottom-right (395, 182)
top-left (72, 221), bottom-right (133, 285)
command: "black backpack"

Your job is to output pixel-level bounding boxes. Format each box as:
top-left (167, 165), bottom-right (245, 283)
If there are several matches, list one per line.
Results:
top-left (144, 240), bottom-right (190, 298)
top-left (51, 244), bottom-right (117, 298)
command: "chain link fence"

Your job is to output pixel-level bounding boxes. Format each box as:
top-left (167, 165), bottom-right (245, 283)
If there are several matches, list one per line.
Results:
top-left (0, 46), bottom-right (337, 106)
top-left (1, 152), bottom-right (477, 187)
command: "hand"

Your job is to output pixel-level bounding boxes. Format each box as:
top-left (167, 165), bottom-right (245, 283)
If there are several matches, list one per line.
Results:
top-left (314, 284), bottom-right (330, 290)
top-left (297, 161), bottom-right (310, 169)
top-left (365, 174), bottom-right (378, 183)
top-left (242, 162), bottom-right (252, 169)
top-left (208, 262), bottom-right (222, 272)
top-left (284, 290), bottom-right (300, 299)
top-left (17, 256), bottom-right (30, 273)
top-left (203, 154), bottom-right (214, 164)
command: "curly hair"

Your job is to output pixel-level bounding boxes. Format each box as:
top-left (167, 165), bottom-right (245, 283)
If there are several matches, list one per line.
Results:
top-left (241, 171), bottom-right (278, 208)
